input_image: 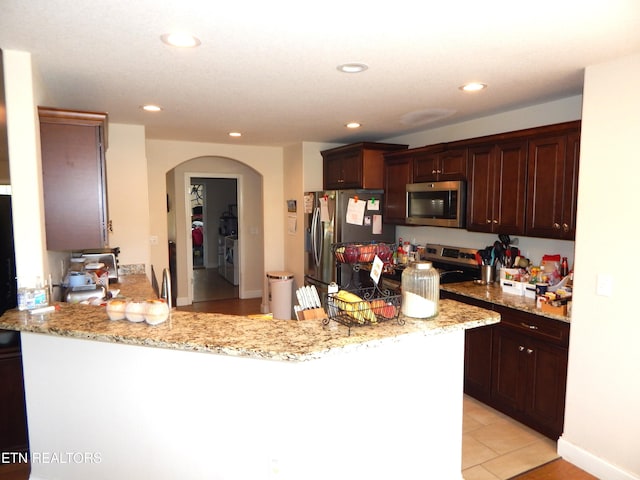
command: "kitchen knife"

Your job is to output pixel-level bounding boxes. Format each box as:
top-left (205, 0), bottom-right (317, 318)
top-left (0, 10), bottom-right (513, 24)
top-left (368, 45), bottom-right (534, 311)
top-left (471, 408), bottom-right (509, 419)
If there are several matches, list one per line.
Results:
top-left (306, 286), bottom-right (318, 308)
top-left (302, 287), bottom-right (313, 309)
top-left (296, 289), bottom-right (306, 309)
top-left (311, 286), bottom-right (322, 309)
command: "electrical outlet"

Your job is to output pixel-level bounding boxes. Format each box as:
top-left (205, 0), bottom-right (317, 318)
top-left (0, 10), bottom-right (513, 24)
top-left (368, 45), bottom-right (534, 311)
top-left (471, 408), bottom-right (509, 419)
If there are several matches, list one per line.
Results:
top-left (149, 235), bottom-right (159, 245)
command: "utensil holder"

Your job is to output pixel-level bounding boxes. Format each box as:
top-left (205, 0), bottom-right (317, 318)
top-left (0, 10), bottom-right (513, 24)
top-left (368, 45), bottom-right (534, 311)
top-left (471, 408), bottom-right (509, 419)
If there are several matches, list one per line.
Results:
top-left (480, 265), bottom-right (496, 284)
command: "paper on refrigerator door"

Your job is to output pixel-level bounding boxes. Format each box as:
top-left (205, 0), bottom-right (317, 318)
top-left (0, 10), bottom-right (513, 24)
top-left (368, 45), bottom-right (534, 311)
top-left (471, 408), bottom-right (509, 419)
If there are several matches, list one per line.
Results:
top-left (319, 196), bottom-right (330, 222)
top-left (367, 198), bottom-right (380, 210)
top-left (372, 214), bottom-right (383, 234)
top-left (304, 194), bottom-right (314, 214)
top-left (346, 197), bottom-right (366, 225)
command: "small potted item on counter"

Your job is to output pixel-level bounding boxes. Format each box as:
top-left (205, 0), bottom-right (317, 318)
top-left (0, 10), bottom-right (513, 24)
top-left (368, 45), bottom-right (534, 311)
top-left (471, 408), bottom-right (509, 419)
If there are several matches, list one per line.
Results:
top-left (144, 299), bottom-right (170, 325)
top-left (106, 299), bottom-right (128, 320)
top-left (125, 301), bottom-right (146, 323)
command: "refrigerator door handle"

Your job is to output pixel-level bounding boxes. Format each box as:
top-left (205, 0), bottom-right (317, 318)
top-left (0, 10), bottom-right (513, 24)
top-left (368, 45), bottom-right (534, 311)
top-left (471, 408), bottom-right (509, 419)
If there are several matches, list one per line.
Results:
top-left (311, 206), bottom-right (322, 268)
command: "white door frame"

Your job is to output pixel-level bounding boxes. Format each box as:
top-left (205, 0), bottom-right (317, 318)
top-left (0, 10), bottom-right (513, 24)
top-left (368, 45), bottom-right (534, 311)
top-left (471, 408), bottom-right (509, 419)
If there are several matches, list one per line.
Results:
top-left (184, 172), bottom-right (242, 305)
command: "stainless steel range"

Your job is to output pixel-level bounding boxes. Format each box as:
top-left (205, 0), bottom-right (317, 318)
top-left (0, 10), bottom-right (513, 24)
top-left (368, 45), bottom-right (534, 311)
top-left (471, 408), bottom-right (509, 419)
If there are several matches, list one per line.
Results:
top-left (422, 243), bottom-right (481, 284)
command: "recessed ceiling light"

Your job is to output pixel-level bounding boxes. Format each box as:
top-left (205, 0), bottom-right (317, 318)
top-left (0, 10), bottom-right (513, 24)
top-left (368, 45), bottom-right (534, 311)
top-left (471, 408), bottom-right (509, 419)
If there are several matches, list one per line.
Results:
top-left (228, 132), bottom-right (242, 138)
top-left (337, 63), bottom-right (368, 74)
top-left (345, 122), bottom-right (361, 129)
top-left (160, 32), bottom-right (201, 48)
top-left (460, 82), bottom-right (487, 92)
top-left (141, 104), bottom-right (162, 112)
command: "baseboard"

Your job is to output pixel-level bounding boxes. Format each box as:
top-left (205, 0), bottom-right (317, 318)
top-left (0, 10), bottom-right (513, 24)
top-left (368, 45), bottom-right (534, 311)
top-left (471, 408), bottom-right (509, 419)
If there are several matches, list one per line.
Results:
top-left (240, 289), bottom-right (262, 299)
top-left (176, 296), bottom-right (190, 306)
top-left (558, 436), bottom-right (639, 480)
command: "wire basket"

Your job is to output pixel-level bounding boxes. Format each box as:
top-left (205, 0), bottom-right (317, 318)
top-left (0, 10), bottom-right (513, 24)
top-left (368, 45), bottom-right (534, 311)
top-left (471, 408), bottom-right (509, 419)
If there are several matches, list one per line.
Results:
top-left (324, 286), bottom-right (404, 333)
top-left (332, 242), bottom-right (395, 264)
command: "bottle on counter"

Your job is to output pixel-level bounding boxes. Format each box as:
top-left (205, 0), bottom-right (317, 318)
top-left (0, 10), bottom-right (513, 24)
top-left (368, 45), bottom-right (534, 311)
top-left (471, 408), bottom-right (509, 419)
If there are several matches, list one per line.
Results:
top-left (17, 276), bottom-right (48, 310)
top-left (561, 257), bottom-right (569, 278)
top-left (401, 261), bottom-right (439, 319)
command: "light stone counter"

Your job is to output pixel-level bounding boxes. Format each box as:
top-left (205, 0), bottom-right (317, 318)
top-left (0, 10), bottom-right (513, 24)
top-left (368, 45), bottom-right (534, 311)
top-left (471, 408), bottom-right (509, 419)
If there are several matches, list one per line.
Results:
top-left (0, 274), bottom-right (500, 362)
top-left (442, 280), bottom-right (571, 324)
top-left (1, 274), bottom-right (499, 480)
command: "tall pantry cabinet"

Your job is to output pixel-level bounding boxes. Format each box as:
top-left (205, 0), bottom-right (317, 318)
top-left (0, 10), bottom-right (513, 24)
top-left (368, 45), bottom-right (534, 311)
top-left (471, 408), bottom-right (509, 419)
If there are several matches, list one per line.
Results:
top-left (38, 107), bottom-right (109, 251)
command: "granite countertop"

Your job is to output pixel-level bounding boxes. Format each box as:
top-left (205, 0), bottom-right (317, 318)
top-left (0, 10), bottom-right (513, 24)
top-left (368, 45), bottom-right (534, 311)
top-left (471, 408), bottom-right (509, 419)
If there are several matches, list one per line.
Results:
top-left (0, 274), bottom-right (499, 362)
top-left (441, 281), bottom-right (571, 324)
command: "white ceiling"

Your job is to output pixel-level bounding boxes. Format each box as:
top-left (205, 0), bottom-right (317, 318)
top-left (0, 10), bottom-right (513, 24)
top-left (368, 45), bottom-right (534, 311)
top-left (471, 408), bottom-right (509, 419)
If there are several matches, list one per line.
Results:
top-left (1, 0), bottom-right (639, 147)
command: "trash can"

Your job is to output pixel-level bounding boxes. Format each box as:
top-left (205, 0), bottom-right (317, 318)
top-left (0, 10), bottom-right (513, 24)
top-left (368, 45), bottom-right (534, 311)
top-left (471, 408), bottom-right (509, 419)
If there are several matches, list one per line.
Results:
top-left (266, 271), bottom-right (294, 320)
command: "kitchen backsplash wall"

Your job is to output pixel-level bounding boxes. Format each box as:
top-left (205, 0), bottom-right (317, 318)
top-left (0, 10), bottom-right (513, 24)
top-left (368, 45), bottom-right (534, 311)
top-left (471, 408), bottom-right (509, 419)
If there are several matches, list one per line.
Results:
top-left (396, 225), bottom-right (575, 270)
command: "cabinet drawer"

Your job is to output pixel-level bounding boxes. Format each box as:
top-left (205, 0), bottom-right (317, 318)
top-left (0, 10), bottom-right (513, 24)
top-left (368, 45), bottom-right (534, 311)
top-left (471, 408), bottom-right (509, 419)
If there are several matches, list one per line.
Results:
top-left (495, 305), bottom-right (569, 347)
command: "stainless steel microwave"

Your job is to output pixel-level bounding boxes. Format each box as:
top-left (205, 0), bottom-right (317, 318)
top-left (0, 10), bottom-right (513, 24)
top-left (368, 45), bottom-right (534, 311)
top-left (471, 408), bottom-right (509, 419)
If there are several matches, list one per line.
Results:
top-left (406, 180), bottom-right (466, 228)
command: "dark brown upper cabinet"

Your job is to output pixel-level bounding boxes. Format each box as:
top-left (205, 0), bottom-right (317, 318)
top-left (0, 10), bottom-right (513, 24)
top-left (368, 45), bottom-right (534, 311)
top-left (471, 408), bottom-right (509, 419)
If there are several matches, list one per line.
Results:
top-left (466, 140), bottom-right (528, 235)
top-left (322, 142), bottom-right (407, 190)
top-left (525, 124), bottom-right (581, 239)
top-left (39, 107), bottom-right (109, 251)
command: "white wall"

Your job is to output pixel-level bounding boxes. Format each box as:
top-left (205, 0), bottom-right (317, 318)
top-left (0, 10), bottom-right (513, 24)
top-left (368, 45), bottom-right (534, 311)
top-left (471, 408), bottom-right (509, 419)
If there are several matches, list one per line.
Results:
top-left (3, 50), bottom-right (50, 286)
top-left (558, 54), bottom-right (640, 480)
top-left (388, 96), bottom-right (583, 148)
top-left (105, 124), bottom-right (150, 273)
top-left (145, 140), bottom-right (282, 303)
top-left (283, 143), bottom-right (304, 289)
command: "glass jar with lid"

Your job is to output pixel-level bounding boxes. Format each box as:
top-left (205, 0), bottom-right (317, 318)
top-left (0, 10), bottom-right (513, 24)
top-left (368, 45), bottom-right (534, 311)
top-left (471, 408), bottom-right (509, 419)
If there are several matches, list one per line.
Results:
top-left (401, 261), bottom-right (439, 318)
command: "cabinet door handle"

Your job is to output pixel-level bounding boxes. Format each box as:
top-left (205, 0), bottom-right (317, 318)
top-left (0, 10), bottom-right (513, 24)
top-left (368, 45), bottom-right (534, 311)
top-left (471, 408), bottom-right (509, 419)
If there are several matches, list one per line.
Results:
top-left (562, 223), bottom-right (569, 232)
top-left (526, 348), bottom-right (534, 355)
top-left (553, 222), bottom-right (561, 229)
top-left (486, 219), bottom-right (492, 224)
top-left (493, 219), bottom-right (498, 224)
top-left (518, 345), bottom-right (525, 352)
top-left (520, 322), bottom-right (539, 330)
top-left (432, 169), bottom-right (437, 174)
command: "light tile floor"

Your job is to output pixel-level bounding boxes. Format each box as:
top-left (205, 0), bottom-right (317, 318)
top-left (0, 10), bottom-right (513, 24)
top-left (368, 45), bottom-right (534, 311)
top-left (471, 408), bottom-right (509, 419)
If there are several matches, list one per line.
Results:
top-left (462, 395), bottom-right (559, 480)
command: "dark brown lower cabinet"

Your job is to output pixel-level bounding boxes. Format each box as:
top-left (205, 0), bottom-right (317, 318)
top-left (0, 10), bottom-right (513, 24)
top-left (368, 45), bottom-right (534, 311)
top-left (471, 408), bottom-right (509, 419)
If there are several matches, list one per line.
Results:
top-left (464, 326), bottom-right (493, 403)
top-left (0, 339), bottom-right (29, 454)
top-left (444, 291), bottom-right (569, 440)
top-left (491, 322), bottom-right (568, 439)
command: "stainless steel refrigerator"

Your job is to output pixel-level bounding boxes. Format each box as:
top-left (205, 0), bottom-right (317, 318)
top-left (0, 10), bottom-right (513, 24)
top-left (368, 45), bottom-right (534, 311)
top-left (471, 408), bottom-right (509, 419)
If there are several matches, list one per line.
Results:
top-left (304, 189), bottom-right (395, 290)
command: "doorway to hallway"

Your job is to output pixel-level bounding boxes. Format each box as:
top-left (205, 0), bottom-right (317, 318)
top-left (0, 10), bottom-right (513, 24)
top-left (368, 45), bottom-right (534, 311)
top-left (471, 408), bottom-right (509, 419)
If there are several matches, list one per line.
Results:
top-left (190, 177), bottom-right (238, 303)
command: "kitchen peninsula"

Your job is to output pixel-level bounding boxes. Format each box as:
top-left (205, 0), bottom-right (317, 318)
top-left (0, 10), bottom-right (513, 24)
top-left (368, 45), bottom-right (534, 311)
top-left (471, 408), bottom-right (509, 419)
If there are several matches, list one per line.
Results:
top-left (0, 275), bottom-right (499, 480)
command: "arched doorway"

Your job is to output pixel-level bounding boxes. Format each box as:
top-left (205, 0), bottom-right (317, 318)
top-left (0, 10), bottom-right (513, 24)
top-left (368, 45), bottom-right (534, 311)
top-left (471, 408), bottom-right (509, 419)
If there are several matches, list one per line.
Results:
top-left (166, 156), bottom-right (264, 307)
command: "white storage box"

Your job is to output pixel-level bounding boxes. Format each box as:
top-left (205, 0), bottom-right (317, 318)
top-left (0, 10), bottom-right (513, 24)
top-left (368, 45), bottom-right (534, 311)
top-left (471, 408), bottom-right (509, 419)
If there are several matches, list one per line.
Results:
top-left (500, 278), bottom-right (524, 296)
top-left (523, 283), bottom-right (537, 298)
top-left (500, 268), bottom-right (521, 281)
